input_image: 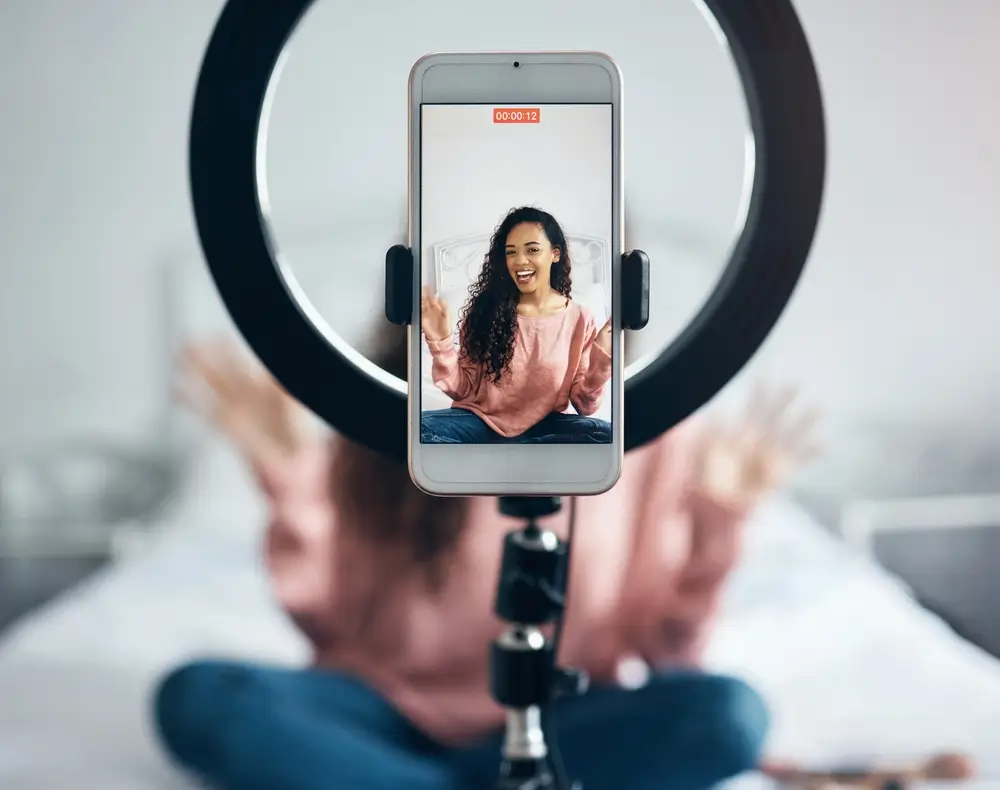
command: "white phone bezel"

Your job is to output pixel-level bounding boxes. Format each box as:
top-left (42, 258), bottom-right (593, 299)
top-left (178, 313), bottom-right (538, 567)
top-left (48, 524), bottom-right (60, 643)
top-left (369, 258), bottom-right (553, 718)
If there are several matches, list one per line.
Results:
top-left (407, 51), bottom-right (624, 497)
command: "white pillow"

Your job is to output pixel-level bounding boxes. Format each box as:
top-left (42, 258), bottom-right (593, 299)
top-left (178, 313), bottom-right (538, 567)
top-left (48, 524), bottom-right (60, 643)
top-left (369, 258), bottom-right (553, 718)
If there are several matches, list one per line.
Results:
top-left (571, 282), bottom-right (611, 422)
top-left (420, 287), bottom-right (467, 411)
top-left (572, 281), bottom-right (609, 328)
top-left (421, 350), bottom-right (453, 411)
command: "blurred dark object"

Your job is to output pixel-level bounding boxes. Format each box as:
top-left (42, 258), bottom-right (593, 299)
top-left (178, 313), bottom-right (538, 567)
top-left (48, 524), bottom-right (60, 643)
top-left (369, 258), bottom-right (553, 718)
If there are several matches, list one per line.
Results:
top-left (0, 438), bottom-right (193, 558)
top-left (0, 555), bottom-right (109, 633)
top-left (0, 438), bottom-right (195, 635)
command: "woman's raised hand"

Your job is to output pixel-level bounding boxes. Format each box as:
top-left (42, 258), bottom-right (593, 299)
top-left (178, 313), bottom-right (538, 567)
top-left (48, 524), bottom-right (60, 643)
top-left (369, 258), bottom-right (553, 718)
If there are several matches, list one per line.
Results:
top-left (421, 287), bottom-right (452, 342)
top-left (691, 382), bottom-right (822, 509)
top-left (175, 338), bottom-right (313, 471)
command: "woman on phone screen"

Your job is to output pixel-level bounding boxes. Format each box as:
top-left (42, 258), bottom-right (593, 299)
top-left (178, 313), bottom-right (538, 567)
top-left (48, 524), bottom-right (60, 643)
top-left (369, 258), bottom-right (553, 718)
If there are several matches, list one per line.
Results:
top-left (153, 326), bottom-right (822, 790)
top-left (421, 205), bottom-right (612, 444)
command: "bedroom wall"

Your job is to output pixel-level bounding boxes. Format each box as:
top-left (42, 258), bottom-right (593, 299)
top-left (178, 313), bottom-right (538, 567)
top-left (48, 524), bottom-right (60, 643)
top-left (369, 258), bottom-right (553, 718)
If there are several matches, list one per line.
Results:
top-left (1, 0), bottom-right (999, 527)
top-left (419, 104), bottom-right (613, 286)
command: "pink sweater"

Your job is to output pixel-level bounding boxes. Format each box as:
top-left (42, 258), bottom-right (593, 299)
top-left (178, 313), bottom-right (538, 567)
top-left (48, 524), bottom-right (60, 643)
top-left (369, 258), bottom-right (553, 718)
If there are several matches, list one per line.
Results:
top-left (424, 300), bottom-right (611, 436)
top-left (259, 422), bottom-right (751, 745)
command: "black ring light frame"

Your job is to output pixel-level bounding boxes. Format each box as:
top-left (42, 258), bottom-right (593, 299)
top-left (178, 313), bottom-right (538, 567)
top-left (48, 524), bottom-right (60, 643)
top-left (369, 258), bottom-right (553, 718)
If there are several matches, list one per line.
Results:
top-left (188, 0), bottom-right (826, 463)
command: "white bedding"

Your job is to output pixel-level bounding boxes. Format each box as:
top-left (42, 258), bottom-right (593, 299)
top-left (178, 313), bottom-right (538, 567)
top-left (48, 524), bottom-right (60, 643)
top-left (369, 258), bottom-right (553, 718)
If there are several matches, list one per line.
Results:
top-left (1, 443), bottom-right (999, 789)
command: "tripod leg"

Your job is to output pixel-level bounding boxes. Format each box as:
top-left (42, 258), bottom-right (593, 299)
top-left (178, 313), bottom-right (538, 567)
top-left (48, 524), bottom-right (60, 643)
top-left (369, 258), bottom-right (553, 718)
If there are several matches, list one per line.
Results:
top-left (496, 757), bottom-right (554, 790)
top-left (491, 499), bottom-right (585, 790)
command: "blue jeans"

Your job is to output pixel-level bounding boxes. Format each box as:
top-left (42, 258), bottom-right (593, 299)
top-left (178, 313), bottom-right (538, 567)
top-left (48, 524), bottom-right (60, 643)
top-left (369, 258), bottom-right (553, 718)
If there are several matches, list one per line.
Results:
top-left (422, 408), bottom-right (612, 444)
top-left (153, 661), bottom-right (768, 790)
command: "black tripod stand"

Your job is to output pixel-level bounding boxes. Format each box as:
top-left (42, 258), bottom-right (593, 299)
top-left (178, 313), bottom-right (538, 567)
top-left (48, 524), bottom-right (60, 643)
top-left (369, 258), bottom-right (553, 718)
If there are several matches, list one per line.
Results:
top-left (383, 243), bottom-right (650, 790)
top-left (491, 496), bottom-right (586, 790)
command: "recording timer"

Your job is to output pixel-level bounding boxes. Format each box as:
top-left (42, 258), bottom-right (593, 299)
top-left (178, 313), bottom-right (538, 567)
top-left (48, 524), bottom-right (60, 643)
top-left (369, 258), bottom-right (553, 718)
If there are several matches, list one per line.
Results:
top-left (493, 107), bottom-right (540, 124)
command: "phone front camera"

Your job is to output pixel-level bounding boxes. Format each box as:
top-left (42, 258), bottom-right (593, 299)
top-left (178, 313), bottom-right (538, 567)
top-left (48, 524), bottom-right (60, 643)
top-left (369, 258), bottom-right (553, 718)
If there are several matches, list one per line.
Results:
top-left (512, 61), bottom-right (520, 68)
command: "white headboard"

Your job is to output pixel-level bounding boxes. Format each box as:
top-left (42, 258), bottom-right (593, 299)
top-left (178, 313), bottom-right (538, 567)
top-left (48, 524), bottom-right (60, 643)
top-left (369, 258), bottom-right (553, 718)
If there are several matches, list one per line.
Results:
top-left (431, 231), bottom-right (612, 319)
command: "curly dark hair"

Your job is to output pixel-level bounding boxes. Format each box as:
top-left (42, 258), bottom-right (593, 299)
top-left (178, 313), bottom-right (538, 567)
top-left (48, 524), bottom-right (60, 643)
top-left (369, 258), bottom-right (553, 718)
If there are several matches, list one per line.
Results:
top-left (458, 206), bottom-right (573, 384)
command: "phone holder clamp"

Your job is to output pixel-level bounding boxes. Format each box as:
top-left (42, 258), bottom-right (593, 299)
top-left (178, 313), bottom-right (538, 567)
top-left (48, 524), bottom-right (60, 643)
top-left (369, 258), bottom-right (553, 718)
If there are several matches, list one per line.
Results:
top-left (385, 245), bottom-right (650, 330)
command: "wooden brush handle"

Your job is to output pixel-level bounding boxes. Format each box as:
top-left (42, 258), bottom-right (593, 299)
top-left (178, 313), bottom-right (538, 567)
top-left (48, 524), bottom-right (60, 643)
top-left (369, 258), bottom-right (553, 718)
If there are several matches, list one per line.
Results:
top-left (916, 753), bottom-right (975, 782)
top-left (762, 752), bottom-right (975, 788)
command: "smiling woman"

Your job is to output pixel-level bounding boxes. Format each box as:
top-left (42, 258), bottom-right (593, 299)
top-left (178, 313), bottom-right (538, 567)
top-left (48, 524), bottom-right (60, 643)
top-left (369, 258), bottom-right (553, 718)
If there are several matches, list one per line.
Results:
top-left (419, 206), bottom-right (614, 445)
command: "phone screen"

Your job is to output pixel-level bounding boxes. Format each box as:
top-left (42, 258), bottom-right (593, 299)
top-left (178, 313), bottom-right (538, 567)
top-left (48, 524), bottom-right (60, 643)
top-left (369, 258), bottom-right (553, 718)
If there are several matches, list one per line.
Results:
top-left (419, 103), bottom-right (614, 446)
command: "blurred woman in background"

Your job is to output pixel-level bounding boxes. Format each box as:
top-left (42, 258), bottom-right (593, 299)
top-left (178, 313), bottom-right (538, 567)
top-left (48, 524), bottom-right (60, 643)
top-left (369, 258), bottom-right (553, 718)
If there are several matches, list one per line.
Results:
top-left (153, 323), bottom-right (818, 790)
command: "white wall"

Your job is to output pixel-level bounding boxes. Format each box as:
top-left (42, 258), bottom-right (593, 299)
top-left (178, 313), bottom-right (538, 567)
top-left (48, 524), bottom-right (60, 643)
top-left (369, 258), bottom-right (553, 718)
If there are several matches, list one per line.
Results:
top-left (739, 0), bottom-right (1000, 519)
top-left (420, 103), bottom-right (612, 279)
top-left (2, 0), bottom-right (999, 521)
top-left (0, 1), bottom-right (222, 450)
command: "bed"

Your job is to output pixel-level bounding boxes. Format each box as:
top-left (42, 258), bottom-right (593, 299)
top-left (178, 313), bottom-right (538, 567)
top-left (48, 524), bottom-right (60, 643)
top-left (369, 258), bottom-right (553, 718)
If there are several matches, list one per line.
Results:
top-left (1, 439), bottom-right (999, 789)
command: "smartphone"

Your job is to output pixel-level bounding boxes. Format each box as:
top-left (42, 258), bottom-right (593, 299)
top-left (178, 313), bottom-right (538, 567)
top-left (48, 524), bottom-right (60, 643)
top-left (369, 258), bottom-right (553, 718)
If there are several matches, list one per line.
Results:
top-left (407, 51), bottom-right (624, 497)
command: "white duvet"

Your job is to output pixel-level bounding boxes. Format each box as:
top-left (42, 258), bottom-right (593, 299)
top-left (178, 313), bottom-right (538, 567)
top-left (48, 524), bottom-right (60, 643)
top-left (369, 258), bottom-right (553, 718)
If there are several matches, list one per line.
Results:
top-left (1, 443), bottom-right (999, 789)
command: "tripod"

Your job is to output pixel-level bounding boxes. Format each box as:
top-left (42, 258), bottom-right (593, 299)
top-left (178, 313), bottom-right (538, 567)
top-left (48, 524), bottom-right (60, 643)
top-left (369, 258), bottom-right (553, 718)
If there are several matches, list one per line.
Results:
top-left (381, 243), bottom-right (650, 789)
top-left (491, 496), bottom-right (587, 790)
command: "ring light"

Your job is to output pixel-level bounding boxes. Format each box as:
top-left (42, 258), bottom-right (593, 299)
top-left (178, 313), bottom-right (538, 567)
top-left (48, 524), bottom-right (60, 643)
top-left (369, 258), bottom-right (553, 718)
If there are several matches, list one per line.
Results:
top-left (188, 0), bottom-right (826, 462)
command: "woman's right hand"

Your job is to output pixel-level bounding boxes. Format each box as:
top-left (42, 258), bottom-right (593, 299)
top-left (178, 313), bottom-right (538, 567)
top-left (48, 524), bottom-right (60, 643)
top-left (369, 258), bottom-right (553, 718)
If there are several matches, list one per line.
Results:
top-left (175, 339), bottom-right (314, 472)
top-left (421, 287), bottom-right (452, 342)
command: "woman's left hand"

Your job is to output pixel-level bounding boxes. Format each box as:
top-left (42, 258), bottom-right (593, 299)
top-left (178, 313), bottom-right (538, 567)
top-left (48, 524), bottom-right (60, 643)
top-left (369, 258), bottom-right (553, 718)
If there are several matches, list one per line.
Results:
top-left (595, 317), bottom-right (613, 356)
top-left (692, 382), bottom-right (821, 509)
